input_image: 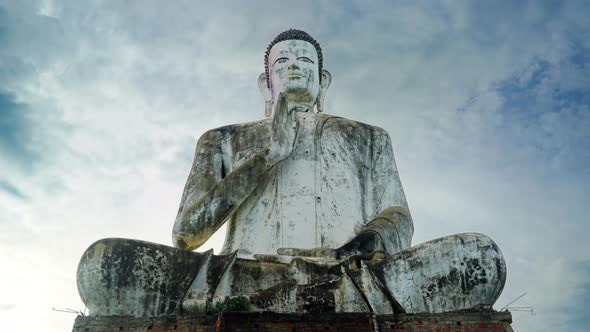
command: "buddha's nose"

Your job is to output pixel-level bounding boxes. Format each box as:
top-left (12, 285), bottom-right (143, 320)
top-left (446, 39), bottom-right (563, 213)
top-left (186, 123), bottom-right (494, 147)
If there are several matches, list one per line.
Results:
top-left (288, 62), bottom-right (300, 70)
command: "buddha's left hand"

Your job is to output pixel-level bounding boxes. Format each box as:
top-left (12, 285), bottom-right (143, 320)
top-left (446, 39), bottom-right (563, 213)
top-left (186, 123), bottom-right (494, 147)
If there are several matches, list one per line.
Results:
top-left (275, 231), bottom-right (386, 261)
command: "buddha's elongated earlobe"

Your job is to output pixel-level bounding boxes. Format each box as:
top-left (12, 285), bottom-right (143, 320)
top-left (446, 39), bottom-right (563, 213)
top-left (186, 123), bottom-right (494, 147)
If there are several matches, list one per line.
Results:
top-left (258, 73), bottom-right (273, 117)
top-left (316, 98), bottom-right (323, 113)
top-left (265, 100), bottom-right (272, 117)
top-left (316, 69), bottom-right (332, 113)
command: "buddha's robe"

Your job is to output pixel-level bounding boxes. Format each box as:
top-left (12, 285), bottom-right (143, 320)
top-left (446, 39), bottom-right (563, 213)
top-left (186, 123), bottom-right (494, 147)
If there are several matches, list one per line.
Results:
top-left (175, 112), bottom-right (414, 256)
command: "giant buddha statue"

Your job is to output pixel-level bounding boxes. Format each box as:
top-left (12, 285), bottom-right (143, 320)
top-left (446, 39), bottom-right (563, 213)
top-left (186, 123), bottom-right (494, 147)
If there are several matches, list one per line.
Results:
top-left (77, 29), bottom-right (506, 317)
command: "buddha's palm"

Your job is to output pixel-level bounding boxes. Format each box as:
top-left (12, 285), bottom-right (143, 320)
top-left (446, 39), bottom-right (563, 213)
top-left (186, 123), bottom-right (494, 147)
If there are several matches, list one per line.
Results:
top-left (270, 93), bottom-right (298, 161)
top-left (275, 231), bottom-right (385, 261)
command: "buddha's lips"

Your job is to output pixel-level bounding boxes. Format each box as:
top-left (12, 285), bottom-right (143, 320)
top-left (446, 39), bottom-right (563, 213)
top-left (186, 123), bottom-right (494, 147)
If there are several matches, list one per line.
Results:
top-left (285, 72), bottom-right (305, 79)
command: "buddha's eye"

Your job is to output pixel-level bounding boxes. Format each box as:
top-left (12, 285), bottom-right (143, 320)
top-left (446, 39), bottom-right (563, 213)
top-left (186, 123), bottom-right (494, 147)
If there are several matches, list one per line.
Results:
top-left (298, 57), bottom-right (314, 63)
top-left (272, 57), bottom-right (289, 66)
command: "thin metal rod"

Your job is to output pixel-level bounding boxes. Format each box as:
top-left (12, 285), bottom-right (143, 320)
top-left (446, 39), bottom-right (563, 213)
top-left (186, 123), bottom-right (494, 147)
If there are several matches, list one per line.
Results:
top-left (500, 292), bottom-right (527, 311)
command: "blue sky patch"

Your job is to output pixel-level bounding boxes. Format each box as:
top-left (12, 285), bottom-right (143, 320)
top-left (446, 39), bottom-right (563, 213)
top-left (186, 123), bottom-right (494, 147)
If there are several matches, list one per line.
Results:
top-left (0, 178), bottom-right (27, 200)
top-left (565, 261), bottom-right (590, 329)
top-left (0, 90), bottom-right (38, 171)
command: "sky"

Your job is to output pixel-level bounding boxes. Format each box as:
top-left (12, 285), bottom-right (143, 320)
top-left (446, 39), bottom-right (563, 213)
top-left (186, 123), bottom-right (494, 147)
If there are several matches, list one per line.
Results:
top-left (0, 0), bottom-right (589, 330)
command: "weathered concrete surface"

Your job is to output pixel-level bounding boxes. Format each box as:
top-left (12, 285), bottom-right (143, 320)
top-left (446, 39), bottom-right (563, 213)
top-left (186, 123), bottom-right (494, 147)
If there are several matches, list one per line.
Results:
top-left (77, 238), bottom-right (206, 317)
top-left (77, 233), bottom-right (505, 317)
top-left (173, 111), bottom-right (414, 257)
top-left (73, 309), bottom-right (513, 331)
top-left (374, 233), bottom-right (506, 313)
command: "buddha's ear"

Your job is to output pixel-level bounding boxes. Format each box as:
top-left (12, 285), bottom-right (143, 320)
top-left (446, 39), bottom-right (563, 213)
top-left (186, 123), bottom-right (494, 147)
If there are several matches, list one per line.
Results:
top-left (258, 73), bottom-right (273, 117)
top-left (316, 69), bottom-right (332, 113)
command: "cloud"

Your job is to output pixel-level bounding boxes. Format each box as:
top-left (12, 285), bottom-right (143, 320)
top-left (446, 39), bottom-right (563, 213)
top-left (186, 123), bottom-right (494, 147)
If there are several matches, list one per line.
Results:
top-left (0, 4), bottom-right (69, 87)
top-left (0, 1), bottom-right (588, 331)
top-left (0, 304), bottom-right (16, 311)
top-left (0, 179), bottom-right (27, 200)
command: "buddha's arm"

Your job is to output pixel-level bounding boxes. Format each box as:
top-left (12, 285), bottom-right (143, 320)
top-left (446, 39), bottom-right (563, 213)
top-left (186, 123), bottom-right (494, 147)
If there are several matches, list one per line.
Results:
top-left (172, 129), bottom-right (223, 250)
top-left (173, 95), bottom-right (296, 251)
top-left (362, 129), bottom-right (414, 255)
top-left (172, 136), bottom-right (283, 250)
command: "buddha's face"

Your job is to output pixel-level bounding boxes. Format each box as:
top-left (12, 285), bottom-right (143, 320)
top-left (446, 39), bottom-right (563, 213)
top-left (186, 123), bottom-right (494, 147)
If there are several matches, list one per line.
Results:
top-left (268, 40), bottom-right (320, 106)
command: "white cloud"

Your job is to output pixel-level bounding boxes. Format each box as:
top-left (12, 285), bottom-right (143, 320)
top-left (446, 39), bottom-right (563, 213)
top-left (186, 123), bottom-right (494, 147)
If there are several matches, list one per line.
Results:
top-left (1, 1), bottom-right (589, 331)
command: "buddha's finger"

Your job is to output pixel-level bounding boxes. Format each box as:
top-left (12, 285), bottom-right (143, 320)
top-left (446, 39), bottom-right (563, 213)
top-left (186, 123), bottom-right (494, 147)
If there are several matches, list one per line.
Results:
top-left (273, 93), bottom-right (287, 126)
top-left (369, 250), bottom-right (387, 261)
top-left (278, 247), bottom-right (335, 258)
top-left (357, 250), bottom-right (387, 262)
top-left (278, 247), bottom-right (308, 256)
top-left (276, 93), bottom-right (288, 117)
top-left (253, 254), bottom-right (293, 264)
top-left (254, 254), bottom-right (280, 263)
top-left (287, 106), bottom-right (299, 131)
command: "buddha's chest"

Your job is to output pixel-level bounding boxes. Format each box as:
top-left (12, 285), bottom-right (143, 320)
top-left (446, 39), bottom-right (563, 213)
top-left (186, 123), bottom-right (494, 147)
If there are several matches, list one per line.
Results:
top-left (225, 114), bottom-right (370, 253)
top-left (275, 113), bottom-right (363, 248)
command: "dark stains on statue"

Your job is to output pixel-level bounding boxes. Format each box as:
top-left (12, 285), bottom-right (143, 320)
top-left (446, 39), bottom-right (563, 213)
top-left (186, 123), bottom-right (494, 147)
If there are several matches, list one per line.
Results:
top-left (461, 258), bottom-right (488, 294)
top-left (420, 257), bottom-right (488, 300)
top-left (226, 257), bottom-right (346, 313)
top-left (297, 281), bottom-right (337, 313)
top-left (78, 238), bottom-right (204, 316)
top-left (250, 280), bottom-right (298, 310)
top-left (420, 268), bottom-right (461, 299)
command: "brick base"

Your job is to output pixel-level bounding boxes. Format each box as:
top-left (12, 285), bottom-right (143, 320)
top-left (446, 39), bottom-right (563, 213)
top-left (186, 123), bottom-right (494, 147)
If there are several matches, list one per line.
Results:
top-left (73, 309), bottom-right (513, 332)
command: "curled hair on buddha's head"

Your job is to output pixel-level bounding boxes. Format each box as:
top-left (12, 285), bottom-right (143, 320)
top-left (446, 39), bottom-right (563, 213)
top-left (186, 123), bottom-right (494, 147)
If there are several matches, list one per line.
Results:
top-left (264, 29), bottom-right (323, 88)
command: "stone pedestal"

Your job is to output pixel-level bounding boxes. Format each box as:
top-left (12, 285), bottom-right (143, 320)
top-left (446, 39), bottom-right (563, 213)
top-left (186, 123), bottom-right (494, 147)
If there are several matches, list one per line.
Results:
top-left (73, 309), bottom-right (512, 331)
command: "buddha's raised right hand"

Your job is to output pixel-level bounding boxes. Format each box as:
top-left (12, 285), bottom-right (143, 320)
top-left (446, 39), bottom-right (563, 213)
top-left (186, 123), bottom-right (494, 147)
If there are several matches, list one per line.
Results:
top-left (270, 92), bottom-right (299, 161)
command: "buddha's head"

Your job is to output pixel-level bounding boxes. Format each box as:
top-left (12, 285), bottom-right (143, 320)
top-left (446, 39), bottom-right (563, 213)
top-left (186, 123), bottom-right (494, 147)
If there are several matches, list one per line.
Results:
top-left (258, 29), bottom-right (332, 116)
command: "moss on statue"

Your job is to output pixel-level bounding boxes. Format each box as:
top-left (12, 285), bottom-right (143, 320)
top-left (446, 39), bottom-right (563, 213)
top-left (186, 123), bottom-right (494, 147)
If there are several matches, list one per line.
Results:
top-left (211, 296), bottom-right (250, 314)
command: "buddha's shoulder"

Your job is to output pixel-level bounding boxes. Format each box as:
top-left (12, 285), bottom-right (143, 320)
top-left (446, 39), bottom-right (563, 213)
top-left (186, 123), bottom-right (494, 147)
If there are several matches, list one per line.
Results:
top-left (321, 114), bottom-right (389, 137)
top-left (199, 119), bottom-right (272, 139)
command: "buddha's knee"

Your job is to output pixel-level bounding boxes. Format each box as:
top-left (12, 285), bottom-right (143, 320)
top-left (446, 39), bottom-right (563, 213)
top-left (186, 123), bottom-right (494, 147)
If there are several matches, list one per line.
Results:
top-left (378, 232), bottom-right (506, 313)
top-left (77, 238), bottom-right (204, 317)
